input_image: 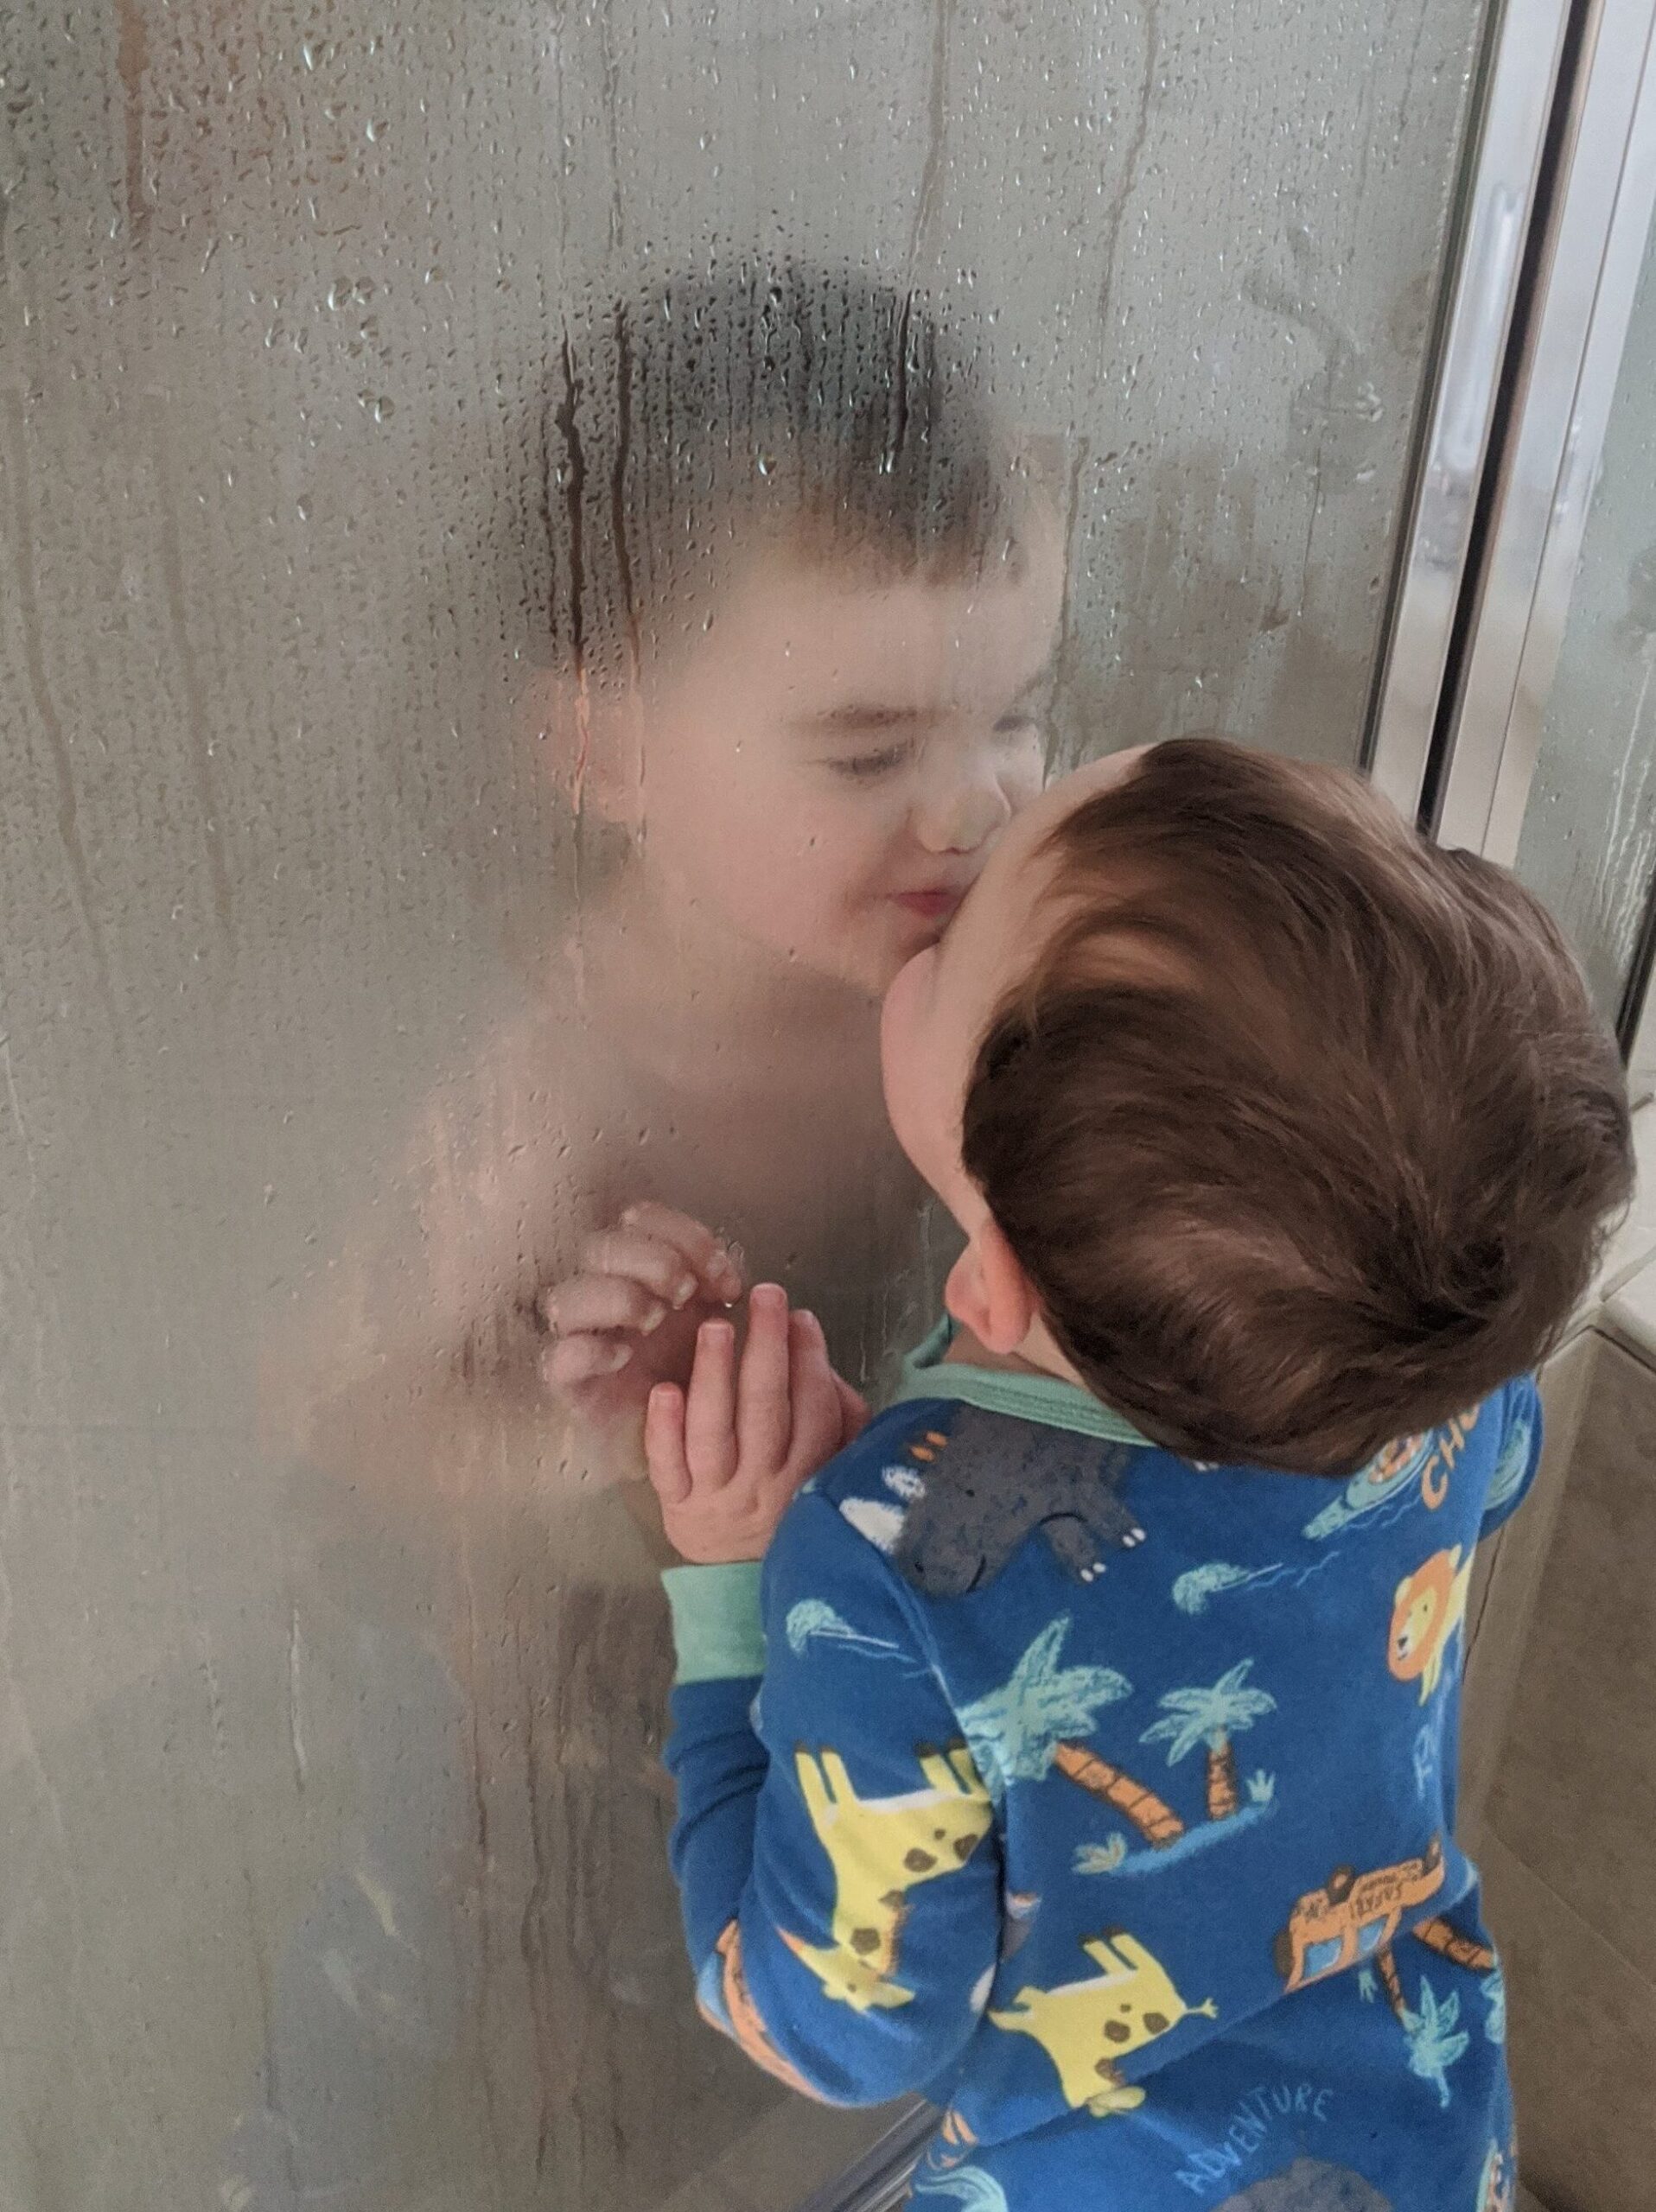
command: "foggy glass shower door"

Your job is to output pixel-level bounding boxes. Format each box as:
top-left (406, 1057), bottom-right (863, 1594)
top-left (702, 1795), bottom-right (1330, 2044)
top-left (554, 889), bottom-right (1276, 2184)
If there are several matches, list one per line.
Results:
top-left (1, 3), bottom-right (1498, 2207)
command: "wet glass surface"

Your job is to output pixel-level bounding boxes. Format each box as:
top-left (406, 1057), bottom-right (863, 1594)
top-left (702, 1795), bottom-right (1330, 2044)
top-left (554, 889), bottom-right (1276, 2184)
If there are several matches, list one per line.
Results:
top-left (0, 4), bottom-right (1488, 2204)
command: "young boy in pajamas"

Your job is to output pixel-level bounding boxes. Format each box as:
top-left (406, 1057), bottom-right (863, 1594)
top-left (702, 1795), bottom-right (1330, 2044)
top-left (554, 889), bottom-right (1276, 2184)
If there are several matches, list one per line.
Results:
top-left (643, 739), bottom-right (1633, 2210)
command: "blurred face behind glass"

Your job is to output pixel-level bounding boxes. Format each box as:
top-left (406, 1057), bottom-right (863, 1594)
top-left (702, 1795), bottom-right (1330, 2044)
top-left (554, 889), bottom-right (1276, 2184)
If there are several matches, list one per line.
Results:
top-left (568, 518), bottom-right (1065, 997)
top-left (880, 747), bottom-right (1150, 1227)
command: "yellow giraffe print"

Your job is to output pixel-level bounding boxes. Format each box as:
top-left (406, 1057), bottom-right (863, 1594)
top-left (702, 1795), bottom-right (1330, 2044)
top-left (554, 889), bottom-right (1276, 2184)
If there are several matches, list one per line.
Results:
top-left (990, 1931), bottom-right (1217, 2114)
top-left (781, 1743), bottom-right (993, 2011)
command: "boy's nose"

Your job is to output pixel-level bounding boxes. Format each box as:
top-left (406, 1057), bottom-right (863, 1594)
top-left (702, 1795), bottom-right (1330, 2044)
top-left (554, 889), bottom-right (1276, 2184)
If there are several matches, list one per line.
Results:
top-left (912, 756), bottom-right (1014, 856)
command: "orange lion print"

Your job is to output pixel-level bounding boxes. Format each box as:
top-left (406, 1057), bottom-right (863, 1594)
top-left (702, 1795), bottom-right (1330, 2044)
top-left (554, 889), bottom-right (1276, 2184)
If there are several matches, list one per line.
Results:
top-left (1388, 1547), bottom-right (1473, 1703)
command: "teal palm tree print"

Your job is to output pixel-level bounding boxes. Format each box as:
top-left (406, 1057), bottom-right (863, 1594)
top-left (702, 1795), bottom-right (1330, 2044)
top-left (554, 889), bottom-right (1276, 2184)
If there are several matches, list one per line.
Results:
top-left (957, 1618), bottom-right (1131, 1802)
top-left (1139, 1659), bottom-right (1277, 1821)
top-left (1403, 1976), bottom-right (1470, 2107)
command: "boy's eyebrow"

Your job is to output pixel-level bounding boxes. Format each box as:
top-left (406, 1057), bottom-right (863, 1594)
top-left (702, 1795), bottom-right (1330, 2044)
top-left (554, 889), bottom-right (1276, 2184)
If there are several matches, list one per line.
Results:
top-left (795, 652), bottom-right (1060, 739)
top-left (793, 702), bottom-right (936, 736)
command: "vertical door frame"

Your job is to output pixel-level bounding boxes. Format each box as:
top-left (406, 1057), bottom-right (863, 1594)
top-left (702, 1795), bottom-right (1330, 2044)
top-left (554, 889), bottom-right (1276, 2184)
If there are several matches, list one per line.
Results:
top-left (1369, 0), bottom-right (1656, 868)
top-left (1434, 0), bottom-right (1656, 864)
top-left (1365, 0), bottom-right (1578, 823)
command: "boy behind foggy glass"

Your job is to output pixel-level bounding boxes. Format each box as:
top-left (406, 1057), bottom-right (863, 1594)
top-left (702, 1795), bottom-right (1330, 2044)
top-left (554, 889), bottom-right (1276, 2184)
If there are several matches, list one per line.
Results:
top-left (233, 264), bottom-right (1066, 2211)
top-left (283, 262), bottom-right (1065, 1492)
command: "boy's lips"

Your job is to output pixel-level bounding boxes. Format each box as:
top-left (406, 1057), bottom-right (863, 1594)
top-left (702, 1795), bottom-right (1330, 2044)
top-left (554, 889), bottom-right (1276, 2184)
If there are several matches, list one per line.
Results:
top-left (890, 886), bottom-right (967, 923)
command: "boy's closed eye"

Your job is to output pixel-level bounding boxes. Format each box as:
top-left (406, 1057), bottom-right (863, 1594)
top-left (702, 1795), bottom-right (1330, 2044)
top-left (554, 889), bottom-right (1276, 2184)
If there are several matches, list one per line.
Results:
top-left (828, 741), bottom-right (917, 782)
top-left (818, 710), bottom-right (1045, 783)
top-left (804, 702), bottom-right (925, 784)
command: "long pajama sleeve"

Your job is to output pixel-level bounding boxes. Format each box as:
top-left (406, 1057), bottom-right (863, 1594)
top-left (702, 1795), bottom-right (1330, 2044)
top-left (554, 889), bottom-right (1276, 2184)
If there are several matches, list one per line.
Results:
top-left (662, 1476), bottom-right (1003, 2107)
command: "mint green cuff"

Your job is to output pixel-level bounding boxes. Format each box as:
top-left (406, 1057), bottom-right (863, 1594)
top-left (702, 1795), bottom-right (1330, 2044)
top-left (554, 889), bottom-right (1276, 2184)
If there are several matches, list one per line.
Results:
top-left (661, 1562), bottom-right (766, 1685)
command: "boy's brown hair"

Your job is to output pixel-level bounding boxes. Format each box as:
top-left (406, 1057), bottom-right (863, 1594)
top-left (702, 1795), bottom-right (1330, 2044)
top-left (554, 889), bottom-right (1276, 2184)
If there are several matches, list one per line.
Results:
top-left (541, 260), bottom-right (1045, 681)
top-left (962, 739), bottom-right (1634, 1475)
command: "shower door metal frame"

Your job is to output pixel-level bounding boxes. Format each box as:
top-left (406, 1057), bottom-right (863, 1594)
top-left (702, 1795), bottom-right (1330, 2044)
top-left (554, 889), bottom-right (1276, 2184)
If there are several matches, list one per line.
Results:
top-left (1365, 0), bottom-right (1578, 825)
top-left (1432, 0), bottom-right (1656, 867)
top-left (1369, 0), bottom-right (1656, 874)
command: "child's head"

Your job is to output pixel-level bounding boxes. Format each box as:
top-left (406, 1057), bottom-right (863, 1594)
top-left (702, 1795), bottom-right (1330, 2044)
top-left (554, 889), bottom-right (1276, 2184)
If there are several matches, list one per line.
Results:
top-left (882, 739), bottom-right (1634, 1473)
top-left (535, 261), bottom-right (1062, 994)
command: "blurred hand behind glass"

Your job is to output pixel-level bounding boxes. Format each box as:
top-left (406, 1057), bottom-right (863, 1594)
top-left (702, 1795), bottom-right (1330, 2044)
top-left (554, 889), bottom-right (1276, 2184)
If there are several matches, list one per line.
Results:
top-left (538, 1201), bottom-right (746, 1421)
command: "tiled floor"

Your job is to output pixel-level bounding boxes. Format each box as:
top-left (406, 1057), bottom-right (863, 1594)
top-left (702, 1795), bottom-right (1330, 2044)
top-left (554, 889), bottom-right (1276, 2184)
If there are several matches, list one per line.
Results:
top-left (653, 2099), bottom-right (905, 2212)
top-left (1472, 1310), bottom-right (1656, 2212)
top-left (1481, 1827), bottom-right (1656, 2212)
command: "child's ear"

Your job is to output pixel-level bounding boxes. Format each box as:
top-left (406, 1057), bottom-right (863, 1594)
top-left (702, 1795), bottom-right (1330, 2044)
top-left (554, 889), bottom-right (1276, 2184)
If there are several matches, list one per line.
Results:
top-left (945, 1218), bottom-right (1040, 1357)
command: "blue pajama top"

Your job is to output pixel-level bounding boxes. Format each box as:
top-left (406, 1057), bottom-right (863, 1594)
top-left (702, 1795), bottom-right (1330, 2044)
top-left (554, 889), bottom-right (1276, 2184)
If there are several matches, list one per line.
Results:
top-left (661, 1328), bottom-right (1538, 2212)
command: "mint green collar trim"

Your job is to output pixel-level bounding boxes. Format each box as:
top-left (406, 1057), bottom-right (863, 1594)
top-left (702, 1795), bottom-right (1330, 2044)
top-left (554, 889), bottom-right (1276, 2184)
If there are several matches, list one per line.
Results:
top-left (892, 1318), bottom-right (1154, 1448)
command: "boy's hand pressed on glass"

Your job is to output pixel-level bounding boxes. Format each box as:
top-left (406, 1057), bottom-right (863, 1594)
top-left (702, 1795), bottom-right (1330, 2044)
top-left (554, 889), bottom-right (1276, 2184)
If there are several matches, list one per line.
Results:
top-left (645, 1285), bottom-right (869, 1562)
top-left (539, 1202), bottom-right (744, 1421)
